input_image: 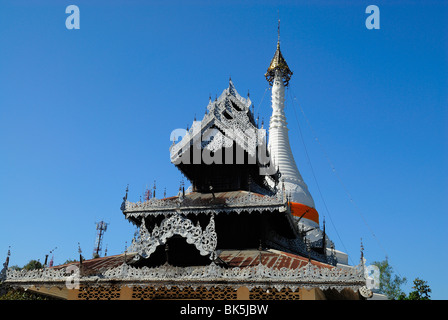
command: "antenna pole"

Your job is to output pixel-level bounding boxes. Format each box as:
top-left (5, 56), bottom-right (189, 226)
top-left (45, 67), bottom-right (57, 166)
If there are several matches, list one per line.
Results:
top-left (93, 221), bottom-right (109, 258)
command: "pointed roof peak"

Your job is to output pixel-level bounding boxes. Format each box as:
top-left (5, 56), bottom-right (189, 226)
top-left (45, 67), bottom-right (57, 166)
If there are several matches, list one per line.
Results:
top-left (228, 77), bottom-right (236, 96)
top-left (217, 78), bottom-right (251, 109)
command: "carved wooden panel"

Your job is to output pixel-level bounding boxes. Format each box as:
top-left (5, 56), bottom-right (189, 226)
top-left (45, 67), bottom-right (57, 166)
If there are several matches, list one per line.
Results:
top-left (131, 285), bottom-right (237, 300)
top-left (77, 285), bottom-right (121, 300)
top-left (249, 287), bottom-right (300, 300)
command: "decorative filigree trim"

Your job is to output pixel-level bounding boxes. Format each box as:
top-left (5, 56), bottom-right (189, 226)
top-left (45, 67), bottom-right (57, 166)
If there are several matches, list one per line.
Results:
top-left (225, 191), bottom-right (284, 206)
top-left (5, 268), bottom-right (70, 282)
top-left (128, 213), bottom-right (217, 260)
top-left (5, 260), bottom-right (366, 293)
top-left (125, 206), bottom-right (283, 219)
top-left (122, 190), bottom-right (287, 218)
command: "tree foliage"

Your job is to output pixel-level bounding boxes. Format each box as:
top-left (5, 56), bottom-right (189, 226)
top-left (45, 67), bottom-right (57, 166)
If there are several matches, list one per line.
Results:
top-left (372, 259), bottom-right (432, 300)
top-left (0, 287), bottom-right (50, 300)
top-left (399, 278), bottom-right (431, 300)
top-left (372, 258), bottom-right (407, 299)
top-left (22, 260), bottom-right (43, 271)
top-left (62, 259), bottom-right (79, 265)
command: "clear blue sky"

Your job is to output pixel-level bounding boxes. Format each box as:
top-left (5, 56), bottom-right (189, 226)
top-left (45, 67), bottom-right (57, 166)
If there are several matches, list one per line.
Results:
top-left (1, 1), bottom-right (446, 299)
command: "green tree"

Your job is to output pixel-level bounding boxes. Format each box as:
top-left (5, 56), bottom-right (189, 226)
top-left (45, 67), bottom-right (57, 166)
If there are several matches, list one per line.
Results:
top-left (399, 278), bottom-right (431, 300)
top-left (7, 265), bottom-right (21, 271)
top-left (372, 258), bottom-right (407, 300)
top-left (22, 260), bottom-right (43, 270)
top-left (62, 259), bottom-right (78, 265)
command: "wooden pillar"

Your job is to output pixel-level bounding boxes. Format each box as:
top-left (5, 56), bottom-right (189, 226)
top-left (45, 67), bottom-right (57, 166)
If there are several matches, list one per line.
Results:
top-left (119, 286), bottom-right (134, 300)
top-left (67, 288), bottom-right (80, 300)
top-left (299, 288), bottom-right (326, 300)
top-left (236, 286), bottom-right (250, 300)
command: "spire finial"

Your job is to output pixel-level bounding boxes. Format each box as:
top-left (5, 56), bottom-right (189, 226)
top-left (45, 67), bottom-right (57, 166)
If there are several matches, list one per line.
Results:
top-left (265, 16), bottom-right (293, 86)
top-left (277, 13), bottom-right (281, 44)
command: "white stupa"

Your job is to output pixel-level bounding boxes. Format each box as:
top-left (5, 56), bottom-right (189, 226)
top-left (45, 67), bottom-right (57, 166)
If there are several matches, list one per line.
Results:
top-left (264, 23), bottom-right (350, 266)
top-left (265, 35), bottom-right (319, 230)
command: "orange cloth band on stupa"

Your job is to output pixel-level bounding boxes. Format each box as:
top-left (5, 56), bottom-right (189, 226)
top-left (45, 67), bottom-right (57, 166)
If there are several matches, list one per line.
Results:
top-left (290, 202), bottom-right (319, 225)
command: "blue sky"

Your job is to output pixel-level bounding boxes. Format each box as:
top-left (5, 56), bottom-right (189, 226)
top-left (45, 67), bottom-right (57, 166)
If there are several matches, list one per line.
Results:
top-left (0, 1), bottom-right (446, 299)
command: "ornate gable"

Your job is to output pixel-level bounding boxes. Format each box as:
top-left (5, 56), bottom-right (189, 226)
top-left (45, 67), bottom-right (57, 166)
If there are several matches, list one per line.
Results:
top-left (170, 79), bottom-right (277, 194)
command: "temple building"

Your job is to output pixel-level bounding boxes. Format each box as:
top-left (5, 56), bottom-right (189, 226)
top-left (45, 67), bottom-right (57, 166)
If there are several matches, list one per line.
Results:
top-left (1, 29), bottom-right (371, 300)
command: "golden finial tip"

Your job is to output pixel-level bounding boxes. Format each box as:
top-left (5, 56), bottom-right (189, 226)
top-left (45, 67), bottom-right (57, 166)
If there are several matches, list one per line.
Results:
top-left (265, 16), bottom-right (292, 86)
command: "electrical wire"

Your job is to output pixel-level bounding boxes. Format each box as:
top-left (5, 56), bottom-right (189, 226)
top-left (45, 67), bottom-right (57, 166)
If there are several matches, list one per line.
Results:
top-left (254, 87), bottom-right (269, 119)
top-left (287, 88), bottom-right (355, 265)
top-left (287, 87), bottom-right (401, 276)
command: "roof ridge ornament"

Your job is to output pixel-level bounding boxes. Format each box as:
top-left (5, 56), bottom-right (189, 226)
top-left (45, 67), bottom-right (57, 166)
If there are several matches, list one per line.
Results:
top-left (0, 246), bottom-right (11, 281)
